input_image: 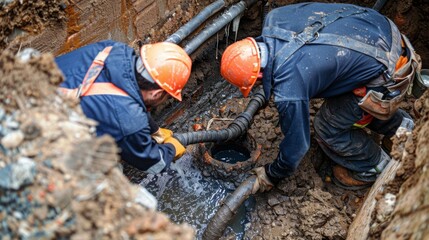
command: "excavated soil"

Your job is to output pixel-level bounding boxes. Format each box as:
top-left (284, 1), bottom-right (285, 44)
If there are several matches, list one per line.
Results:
top-left (368, 89), bottom-right (429, 239)
top-left (0, 48), bottom-right (194, 239)
top-left (0, 0), bottom-right (65, 52)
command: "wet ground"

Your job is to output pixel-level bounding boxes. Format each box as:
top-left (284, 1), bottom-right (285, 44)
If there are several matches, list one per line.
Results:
top-left (136, 153), bottom-right (254, 239)
top-left (123, 1), bottom-right (429, 238)
top-left (194, 97), bottom-right (361, 240)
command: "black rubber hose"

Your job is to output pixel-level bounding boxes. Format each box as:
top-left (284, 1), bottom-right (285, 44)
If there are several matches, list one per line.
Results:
top-left (165, 0), bottom-right (225, 44)
top-left (184, 0), bottom-right (258, 55)
top-left (373, 0), bottom-right (388, 12)
top-left (203, 175), bottom-right (257, 240)
top-left (174, 88), bottom-right (266, 146)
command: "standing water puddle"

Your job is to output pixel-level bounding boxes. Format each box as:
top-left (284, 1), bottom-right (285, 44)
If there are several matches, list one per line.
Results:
top-left (141, 154), bottom-right (254, 239)
top-left (211, 143), bottom-right (251, 164)
top-left (213, 149), bottom-right (249, 164)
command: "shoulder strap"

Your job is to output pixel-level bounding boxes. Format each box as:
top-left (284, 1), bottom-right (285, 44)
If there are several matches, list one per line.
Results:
top-left (58, 83), bottom-right (128, 98)
top-left (262, 6), bottom-right (403, 76)
top-left (78, 46), bottom-right (113, 97)
top-left (58, 46), bottom-right (129, 98)
top-left (310, 18), bottom-right (402, 77)
top-left (263, 6), bottom-right (367, 73)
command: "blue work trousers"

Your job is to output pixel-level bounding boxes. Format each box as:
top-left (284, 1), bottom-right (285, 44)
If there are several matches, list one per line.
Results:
top-left (314, 92), bottom-right (410, 172)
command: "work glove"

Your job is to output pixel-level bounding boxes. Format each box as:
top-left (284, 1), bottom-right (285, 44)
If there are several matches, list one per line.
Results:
top-left (164, 136), bottom-right (186, 161)
top-left (251, 166), bottom-right (274, 194)
top-left (151, 128), bottom-right (173, 144)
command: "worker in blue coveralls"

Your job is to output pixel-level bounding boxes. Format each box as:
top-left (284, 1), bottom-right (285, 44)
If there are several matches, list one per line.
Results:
top-left (56, 40), bottom-right (192, 174)
top-left (220, 2), bottom-right (421, 190)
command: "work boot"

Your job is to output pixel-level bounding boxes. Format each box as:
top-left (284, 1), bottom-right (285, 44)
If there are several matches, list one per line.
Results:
top-left (332, 165), bottom-right (373, 190)
top-left (332, 150), bottom-right (390, 190)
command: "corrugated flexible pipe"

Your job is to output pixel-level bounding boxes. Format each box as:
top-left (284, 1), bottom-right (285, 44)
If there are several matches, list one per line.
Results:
top-left (174, 88), bottom-right (266, 146)
top-left (203, 175), bottom-right (257, 240)
top-left (165, 0), bottom-right (226, 44)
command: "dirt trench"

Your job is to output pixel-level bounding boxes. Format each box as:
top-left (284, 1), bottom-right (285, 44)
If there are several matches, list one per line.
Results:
top-left (146, 1), bottom-right (429, 239)
top-left (1, 0), bottom-right (429, 239)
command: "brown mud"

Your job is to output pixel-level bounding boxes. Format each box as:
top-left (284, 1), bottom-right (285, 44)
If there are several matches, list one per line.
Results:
top-left (0, 49), bottom-right (194, 238)
top-left (368, 89), bottom-right (429, 239)
top-left (0, 0), bottom-right (65, 51)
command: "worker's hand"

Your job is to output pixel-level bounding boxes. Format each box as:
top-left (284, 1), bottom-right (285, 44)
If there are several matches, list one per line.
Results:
top-left (164, 136), bottom-right (186, 161)
top-left (251, 167), bottom-right (274, 194)
top-left (151, 128), bottom-right (173, 144)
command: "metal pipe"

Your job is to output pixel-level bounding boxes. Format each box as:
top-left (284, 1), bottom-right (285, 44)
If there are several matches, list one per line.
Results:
top-left (165, 0), bottom-right (226, 44)
top-left (203, 175), bottom-right (257, 240)
top-left (174, 88), bottom-right (266, 146)
top-left (373, 0), bottom-right (388, 12)
top-left (184, 0), bottom-right (258, 54)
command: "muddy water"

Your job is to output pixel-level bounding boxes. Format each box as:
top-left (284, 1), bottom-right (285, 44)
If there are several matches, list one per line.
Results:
top-left (140, 154), bottom-right (252, 239)
top-left (213, 149), bottom-right (248, 163)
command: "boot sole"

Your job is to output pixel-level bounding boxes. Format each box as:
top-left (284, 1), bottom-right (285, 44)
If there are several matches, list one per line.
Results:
top-left (331, 174), bottom-right (372, 191)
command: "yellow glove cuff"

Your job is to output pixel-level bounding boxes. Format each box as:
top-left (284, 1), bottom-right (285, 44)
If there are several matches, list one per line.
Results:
top-left (164, 137), bottom-right (186, 160)
top-left (151, 128), bottom-right (173, 144)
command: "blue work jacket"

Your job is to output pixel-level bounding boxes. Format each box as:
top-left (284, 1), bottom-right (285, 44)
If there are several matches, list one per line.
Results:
top-left (56, 40), bottom-right (175, 173)
top-left (258, 3), bottom-right (394, 181)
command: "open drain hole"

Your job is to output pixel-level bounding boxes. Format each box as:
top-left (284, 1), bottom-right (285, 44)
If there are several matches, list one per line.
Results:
top-left (210, 143), bottom-right (251, 164)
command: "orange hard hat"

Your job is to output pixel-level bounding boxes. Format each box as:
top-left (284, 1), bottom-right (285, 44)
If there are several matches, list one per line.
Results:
top-left (220, 37), bottom-right (261, 97)
top-left (140, 42), bottom-right (192, 101)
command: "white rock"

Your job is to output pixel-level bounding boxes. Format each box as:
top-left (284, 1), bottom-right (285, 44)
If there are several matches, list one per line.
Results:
top-left (1, 130), bottom-right (24, 149)
top-left (135, 186), bottom-right (158, 210)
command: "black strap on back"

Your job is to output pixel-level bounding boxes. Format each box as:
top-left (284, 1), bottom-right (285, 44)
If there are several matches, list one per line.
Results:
top-left (262, 6), bottom-right (402, 76)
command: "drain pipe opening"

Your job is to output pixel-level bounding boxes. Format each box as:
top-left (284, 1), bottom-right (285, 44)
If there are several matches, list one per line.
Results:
top-left (211, 142), bottom-right (250, 164)
top-left (197, 133), bottom-right (261, 181)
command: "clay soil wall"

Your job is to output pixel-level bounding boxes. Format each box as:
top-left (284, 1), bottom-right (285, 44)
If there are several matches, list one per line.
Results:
top-left (3, 0), bottom-right (213, 55)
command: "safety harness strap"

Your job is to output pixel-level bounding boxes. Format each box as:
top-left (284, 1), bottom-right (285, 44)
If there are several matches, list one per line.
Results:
top-left (263, 7), bottom-right (403, 79)
top-left (311, 18), bottom-right (402, 78)
top-left (265, 6), bottom-right (368, 72)
top-left (58, 83), bottom-right (128, 98)
top-left (79, 46), bottom-right (113, 97)
top-left (261, 26), bottom-right (295, 41)
top-left (312, 34), bottom-right (389, 66)
top-left (58, 46), bottom-right (129, 98)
